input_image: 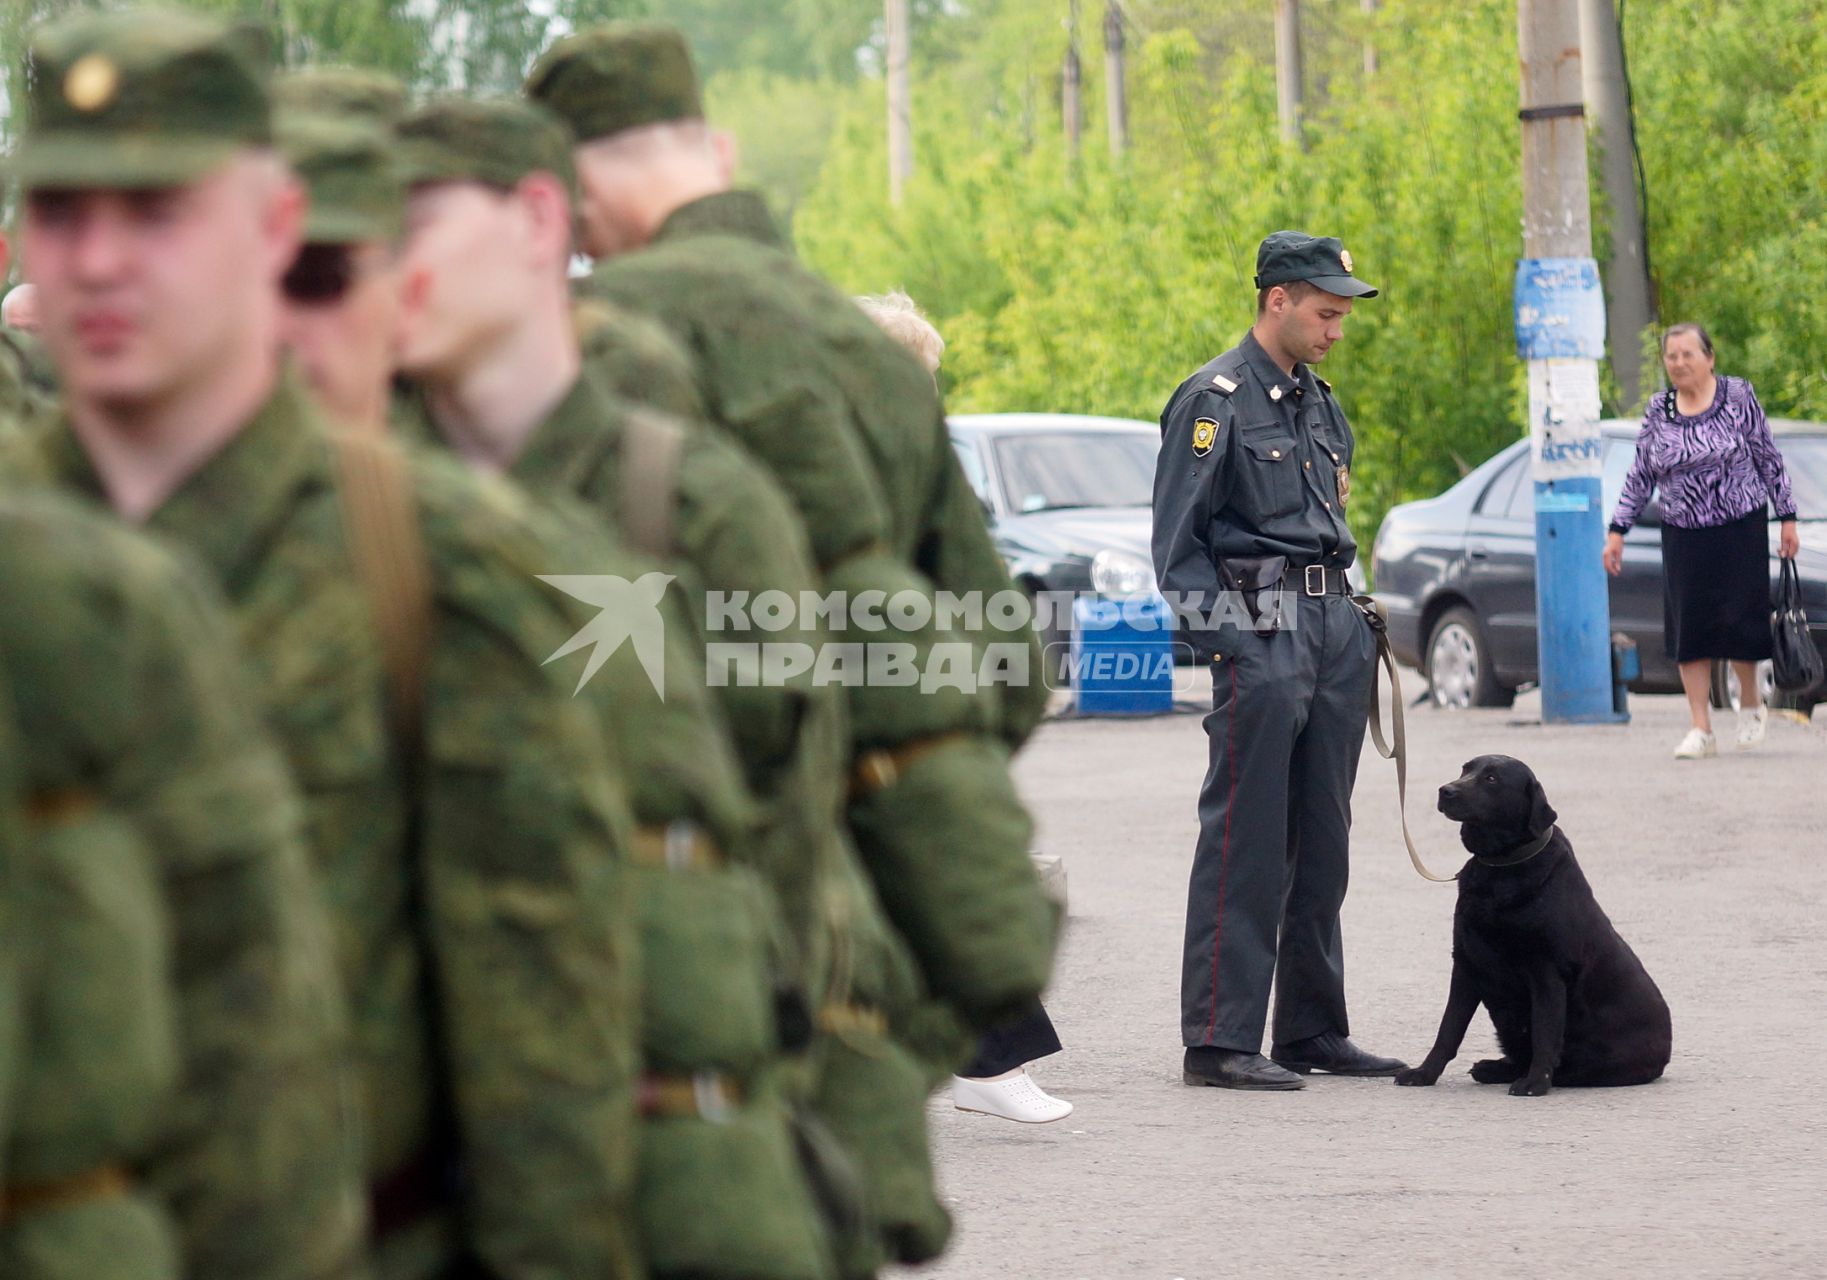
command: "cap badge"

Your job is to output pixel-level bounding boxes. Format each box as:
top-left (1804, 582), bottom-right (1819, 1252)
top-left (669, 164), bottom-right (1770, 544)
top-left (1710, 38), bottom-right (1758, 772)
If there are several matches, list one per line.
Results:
top-left (65, 54), bottom-right (121, 112)
top-left (1339, 248), bottom-right (1354, 274)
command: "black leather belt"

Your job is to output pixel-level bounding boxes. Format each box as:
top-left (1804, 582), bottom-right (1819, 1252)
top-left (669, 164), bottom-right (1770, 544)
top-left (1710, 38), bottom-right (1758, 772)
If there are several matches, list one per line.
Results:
top-left (1289, 564), bottom-right (1353, 597)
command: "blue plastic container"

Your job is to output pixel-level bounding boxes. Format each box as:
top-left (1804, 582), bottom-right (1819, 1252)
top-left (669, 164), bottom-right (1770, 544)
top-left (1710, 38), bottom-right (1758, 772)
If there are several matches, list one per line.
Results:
top-left (1071, 595), bottom-right (1175, 715)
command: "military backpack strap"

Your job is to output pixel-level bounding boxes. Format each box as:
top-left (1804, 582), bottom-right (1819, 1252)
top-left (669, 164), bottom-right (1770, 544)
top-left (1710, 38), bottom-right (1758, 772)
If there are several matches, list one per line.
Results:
top-left (617, 408), bottom-right (685, 560)
top-left (326, 429), bottom-right (475, 1247)
top-left (327, 428), bottom-right (433, 764)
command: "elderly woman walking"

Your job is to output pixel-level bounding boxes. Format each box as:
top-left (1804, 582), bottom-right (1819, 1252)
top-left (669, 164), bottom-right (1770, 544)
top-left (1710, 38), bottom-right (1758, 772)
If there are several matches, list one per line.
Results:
top-left (1604, 324), bottom-right (1800, 758)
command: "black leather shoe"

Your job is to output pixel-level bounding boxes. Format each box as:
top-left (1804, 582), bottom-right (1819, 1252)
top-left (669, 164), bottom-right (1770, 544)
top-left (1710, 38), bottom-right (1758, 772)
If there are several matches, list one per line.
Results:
top-left (1270, 1031), bottom-right (1406, 1077)
top-left (1183, 1047), bottom-right (1305, 1091)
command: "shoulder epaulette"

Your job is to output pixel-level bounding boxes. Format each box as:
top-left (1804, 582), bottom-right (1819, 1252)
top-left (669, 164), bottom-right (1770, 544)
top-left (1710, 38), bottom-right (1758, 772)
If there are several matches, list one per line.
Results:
top-left (1316, 375), bottom-right (1333, 393)
top-left (1209, 373), bottom-right (1239, 395)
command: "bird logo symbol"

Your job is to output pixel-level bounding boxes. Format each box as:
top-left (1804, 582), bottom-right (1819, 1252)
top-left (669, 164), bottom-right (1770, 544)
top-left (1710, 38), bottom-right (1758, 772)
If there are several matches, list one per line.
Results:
top-left (537, 572), bottom-right (676, 698)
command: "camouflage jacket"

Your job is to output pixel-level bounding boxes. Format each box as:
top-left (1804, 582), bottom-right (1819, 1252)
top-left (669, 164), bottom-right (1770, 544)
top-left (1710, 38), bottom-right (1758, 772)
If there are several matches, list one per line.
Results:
top-left (580, 191), bottom-right (1047, 747)
top-left (509, 370), bottom-right (869, 1001)
top-left (30, 380), bottom-right (646, 1280)
top-left (572, 296), bottom-right (706, 424)
top-left (0, 489), bottom-right (363, 1280)
top-left (0, 330), bottom-right (54, 434)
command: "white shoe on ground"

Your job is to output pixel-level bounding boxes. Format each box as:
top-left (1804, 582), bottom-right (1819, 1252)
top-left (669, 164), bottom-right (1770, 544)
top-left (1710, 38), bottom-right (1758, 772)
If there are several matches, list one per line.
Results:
top-left (951, 1070), bottom-right (1073, 1124)
top-left (1674, 727), bottom-right (1717, 759)
top-left (1736, 705), bottom-right (1768, 750)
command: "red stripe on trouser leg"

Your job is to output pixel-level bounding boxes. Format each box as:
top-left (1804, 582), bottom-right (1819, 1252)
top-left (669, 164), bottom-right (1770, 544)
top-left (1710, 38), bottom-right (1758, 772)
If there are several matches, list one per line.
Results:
top-left (1203, 659), bottom-right (1238, 1043)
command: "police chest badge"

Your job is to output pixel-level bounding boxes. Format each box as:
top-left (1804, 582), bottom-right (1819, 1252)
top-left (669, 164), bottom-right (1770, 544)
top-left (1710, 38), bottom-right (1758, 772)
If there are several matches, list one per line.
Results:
top-left (1336, 465), bottom-right (1351, 506)
top-left (1192, 418), bottom-right (1219, 457)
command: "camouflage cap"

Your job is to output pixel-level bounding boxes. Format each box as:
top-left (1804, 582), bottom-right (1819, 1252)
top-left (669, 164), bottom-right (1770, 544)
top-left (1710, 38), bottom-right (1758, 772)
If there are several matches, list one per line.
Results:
top-left (395, 97), bottom-right (577, 201)
top-left (525, 23), bottom-right (703, 143)
top-left (10, 8), bottom-right (272, 190)
top-left (274, 66), bottom-right (409, 129)
top-left (277, 114), bottom-right (403, 245)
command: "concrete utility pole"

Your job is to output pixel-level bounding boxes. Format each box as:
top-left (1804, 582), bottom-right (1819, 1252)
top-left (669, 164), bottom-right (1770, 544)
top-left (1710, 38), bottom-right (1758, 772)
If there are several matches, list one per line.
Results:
top-left (1362, 0), bottom-right (1379, 76)
top-left (1274, 0), bottom-right (1304, 147)
top-left (1580, 0), bottom-right (1654, 409)
top-left (1518, 0), bottom-right (1619, 723)
top-left (1104, 1), bottom-right (1128, 156)
top-left (886, 0), bottom-right (912, 205)
top-left (1063, 0), bottom-right (1083, 162)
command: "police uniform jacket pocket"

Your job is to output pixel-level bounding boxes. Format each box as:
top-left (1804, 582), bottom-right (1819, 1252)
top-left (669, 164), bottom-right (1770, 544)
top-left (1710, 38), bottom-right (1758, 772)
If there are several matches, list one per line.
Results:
top-left (1236, 425), bottom-right (1302, 519)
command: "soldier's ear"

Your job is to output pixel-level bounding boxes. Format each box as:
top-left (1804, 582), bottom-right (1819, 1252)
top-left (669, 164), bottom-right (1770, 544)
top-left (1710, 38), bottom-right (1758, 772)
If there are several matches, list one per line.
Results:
top-left (711, 129), bottom-right (738, 185)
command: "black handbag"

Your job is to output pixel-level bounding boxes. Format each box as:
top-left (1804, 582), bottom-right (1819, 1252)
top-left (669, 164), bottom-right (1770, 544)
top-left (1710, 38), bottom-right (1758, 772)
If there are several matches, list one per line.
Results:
top-left (1771, 559), bottom-right (1824, 692)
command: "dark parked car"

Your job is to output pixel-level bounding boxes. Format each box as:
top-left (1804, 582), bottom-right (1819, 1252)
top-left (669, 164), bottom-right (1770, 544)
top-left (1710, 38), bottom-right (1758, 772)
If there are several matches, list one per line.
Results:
top-left (947, 414), bottom-right (1160, 650)
top-left (1372, 419), bottom-right (1827, 713)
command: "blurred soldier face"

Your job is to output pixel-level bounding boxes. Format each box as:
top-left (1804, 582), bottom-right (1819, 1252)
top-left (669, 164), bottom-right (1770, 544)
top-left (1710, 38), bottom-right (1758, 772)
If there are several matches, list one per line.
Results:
top-left (1265, 284), bottom-right (1354, 368)
top-left (396, 176), bottom-right (569, 382)
top-left (281, 240), bottom-right (402, 428)
top-left (573, 123), bottom-right (735, 259)
top-left (22, 158), bottom-right (302, 415)
top-left (395, 182), bottom-right (531, 380)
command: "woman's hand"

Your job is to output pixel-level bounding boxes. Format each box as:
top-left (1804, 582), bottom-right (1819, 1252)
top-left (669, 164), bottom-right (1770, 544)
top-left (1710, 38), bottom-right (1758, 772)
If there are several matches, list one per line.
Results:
top-left (1602, 530), bottom-right (1625, 576)
top-left (1779, 519), bottom-right (1800, 559)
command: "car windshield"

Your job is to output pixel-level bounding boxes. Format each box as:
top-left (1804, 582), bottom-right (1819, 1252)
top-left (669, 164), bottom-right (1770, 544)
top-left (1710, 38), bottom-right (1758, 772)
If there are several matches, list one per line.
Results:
top-left (992, 431), bottom-right (1156, 513)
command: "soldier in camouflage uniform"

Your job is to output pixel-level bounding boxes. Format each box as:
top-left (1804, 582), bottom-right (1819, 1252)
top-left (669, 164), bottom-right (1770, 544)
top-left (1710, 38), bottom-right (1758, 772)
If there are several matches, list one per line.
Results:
top-left (12, 12), bottom-right (653, 1277)
top-left (528, 22), bottom-right (1057, 1023)
top-left (528, 26), bottom-right (1068, 1266)
top-left (392, 96), bottom-right (969, 1277)
top-left (270, 80), bottom-right (839, 1280)
top-left (0, 488), bottom-right (361, 1280)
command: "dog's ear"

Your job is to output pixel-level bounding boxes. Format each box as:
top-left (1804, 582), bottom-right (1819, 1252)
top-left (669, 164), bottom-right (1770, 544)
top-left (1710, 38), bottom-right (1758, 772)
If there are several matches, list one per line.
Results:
top-left (1526, 776), bottom-right (1558, 837)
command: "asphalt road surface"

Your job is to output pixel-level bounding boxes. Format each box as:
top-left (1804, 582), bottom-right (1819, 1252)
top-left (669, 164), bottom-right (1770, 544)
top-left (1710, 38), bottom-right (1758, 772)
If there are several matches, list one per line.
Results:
top-left (906, 677), bottom-right (1826, 1279)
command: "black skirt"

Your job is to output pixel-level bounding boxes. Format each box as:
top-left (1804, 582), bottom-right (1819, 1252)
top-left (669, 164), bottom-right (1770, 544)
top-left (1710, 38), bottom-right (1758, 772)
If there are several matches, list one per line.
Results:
top-left (1660, 508), bottom-right (1773, 663)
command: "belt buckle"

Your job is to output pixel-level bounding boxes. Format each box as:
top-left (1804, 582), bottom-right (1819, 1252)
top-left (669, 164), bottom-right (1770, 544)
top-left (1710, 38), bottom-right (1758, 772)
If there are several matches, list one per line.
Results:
top-left (1303, 564), bottom-right (1326, 597)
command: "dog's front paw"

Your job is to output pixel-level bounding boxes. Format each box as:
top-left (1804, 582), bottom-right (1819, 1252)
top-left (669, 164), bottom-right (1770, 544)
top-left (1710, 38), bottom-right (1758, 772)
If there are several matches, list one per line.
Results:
top-left (1508, 1076), bottom-right (1552, 1097)
top-left (1393, 1064), bottom-right (1439, 1087)
top-left (1470, 1058), bottom-right (1524, 1084)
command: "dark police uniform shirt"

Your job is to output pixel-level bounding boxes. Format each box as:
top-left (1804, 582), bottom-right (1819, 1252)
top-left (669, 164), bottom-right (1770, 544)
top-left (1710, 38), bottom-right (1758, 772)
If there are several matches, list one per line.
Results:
top-left (1152, 330), bottom-right (1358, 661)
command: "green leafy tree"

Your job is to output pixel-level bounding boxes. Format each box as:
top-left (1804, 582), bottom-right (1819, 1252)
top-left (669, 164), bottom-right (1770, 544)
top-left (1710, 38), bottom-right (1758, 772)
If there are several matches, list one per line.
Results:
top-left (798, 0), bottom-right (1527, 548)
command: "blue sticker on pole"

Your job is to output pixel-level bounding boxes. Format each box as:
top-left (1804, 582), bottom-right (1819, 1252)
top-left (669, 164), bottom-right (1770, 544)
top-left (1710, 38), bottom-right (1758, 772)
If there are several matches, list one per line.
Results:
top-left (1534, 490), bottom-right (1591, 513)
top-left (1514, 258), bottom-right (1606, 360)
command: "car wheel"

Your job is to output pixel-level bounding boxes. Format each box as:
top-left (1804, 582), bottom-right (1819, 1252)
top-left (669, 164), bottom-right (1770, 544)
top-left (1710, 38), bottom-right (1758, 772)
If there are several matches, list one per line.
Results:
top-left (1426, 607), bottom-right (1514, 709)
top-left (1022, 579), bottom-right (1072, 688)
top-left (1715, 658), bottom-right (1816, 717)
top-left (1712, 659), bottom-right (1777, 712)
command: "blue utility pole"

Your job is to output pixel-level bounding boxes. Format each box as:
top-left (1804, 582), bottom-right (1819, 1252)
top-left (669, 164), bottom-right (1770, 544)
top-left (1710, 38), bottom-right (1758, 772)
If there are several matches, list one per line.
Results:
top-left (1516, 0), bottom-right (1623, 723)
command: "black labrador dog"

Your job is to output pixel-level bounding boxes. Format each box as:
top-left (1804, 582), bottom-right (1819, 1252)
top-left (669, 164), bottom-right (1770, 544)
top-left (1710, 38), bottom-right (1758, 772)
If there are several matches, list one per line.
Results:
top-left (1394, 754), bottom-right (1671, 1097)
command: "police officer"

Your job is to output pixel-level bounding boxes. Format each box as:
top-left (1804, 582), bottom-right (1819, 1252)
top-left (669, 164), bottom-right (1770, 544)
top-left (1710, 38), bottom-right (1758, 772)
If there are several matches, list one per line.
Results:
top-left (1153, 231), bottom-right (1405, 1090)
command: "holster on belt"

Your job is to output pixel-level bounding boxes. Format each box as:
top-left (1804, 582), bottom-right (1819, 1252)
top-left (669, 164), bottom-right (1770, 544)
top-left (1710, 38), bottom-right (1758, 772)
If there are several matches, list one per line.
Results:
top-left (1218, 554), bottom-right (1289, 632)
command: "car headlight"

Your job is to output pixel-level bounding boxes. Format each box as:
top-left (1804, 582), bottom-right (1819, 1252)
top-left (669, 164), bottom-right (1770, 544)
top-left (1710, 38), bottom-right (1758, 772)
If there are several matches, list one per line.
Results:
top-left (1090, 548), bottom-right (1155, 598)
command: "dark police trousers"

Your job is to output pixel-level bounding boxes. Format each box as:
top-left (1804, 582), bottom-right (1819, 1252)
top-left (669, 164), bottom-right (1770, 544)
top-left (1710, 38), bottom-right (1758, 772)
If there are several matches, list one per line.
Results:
top-left (1181, 591), bottom-right (1375, 1051)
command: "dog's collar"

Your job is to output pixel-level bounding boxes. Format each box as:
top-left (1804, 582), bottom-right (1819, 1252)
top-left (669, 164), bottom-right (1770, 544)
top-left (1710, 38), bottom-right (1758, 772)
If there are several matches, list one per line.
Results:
top-left (1474, 825), bottom-right (1558, 868)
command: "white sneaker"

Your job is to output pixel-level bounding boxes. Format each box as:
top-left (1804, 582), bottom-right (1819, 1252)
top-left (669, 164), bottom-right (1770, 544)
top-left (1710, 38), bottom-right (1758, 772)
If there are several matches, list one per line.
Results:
top-left (1736, 705), bottom-right (1768, 750)
top-left (951, 1070), bottom-right (1074, 1124)
top-left (1673, 728), bottom-right (1717, 759)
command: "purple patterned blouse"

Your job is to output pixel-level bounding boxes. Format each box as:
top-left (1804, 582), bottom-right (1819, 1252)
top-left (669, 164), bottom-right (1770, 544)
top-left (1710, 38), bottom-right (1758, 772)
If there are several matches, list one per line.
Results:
top-left (1608, 376), bottom-right (1797, 533)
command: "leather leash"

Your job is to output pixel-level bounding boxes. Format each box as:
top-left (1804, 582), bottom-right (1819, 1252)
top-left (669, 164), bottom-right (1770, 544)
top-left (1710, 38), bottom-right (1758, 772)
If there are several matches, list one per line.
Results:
top-left (1353, 596), bottom-right (1459, 884)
